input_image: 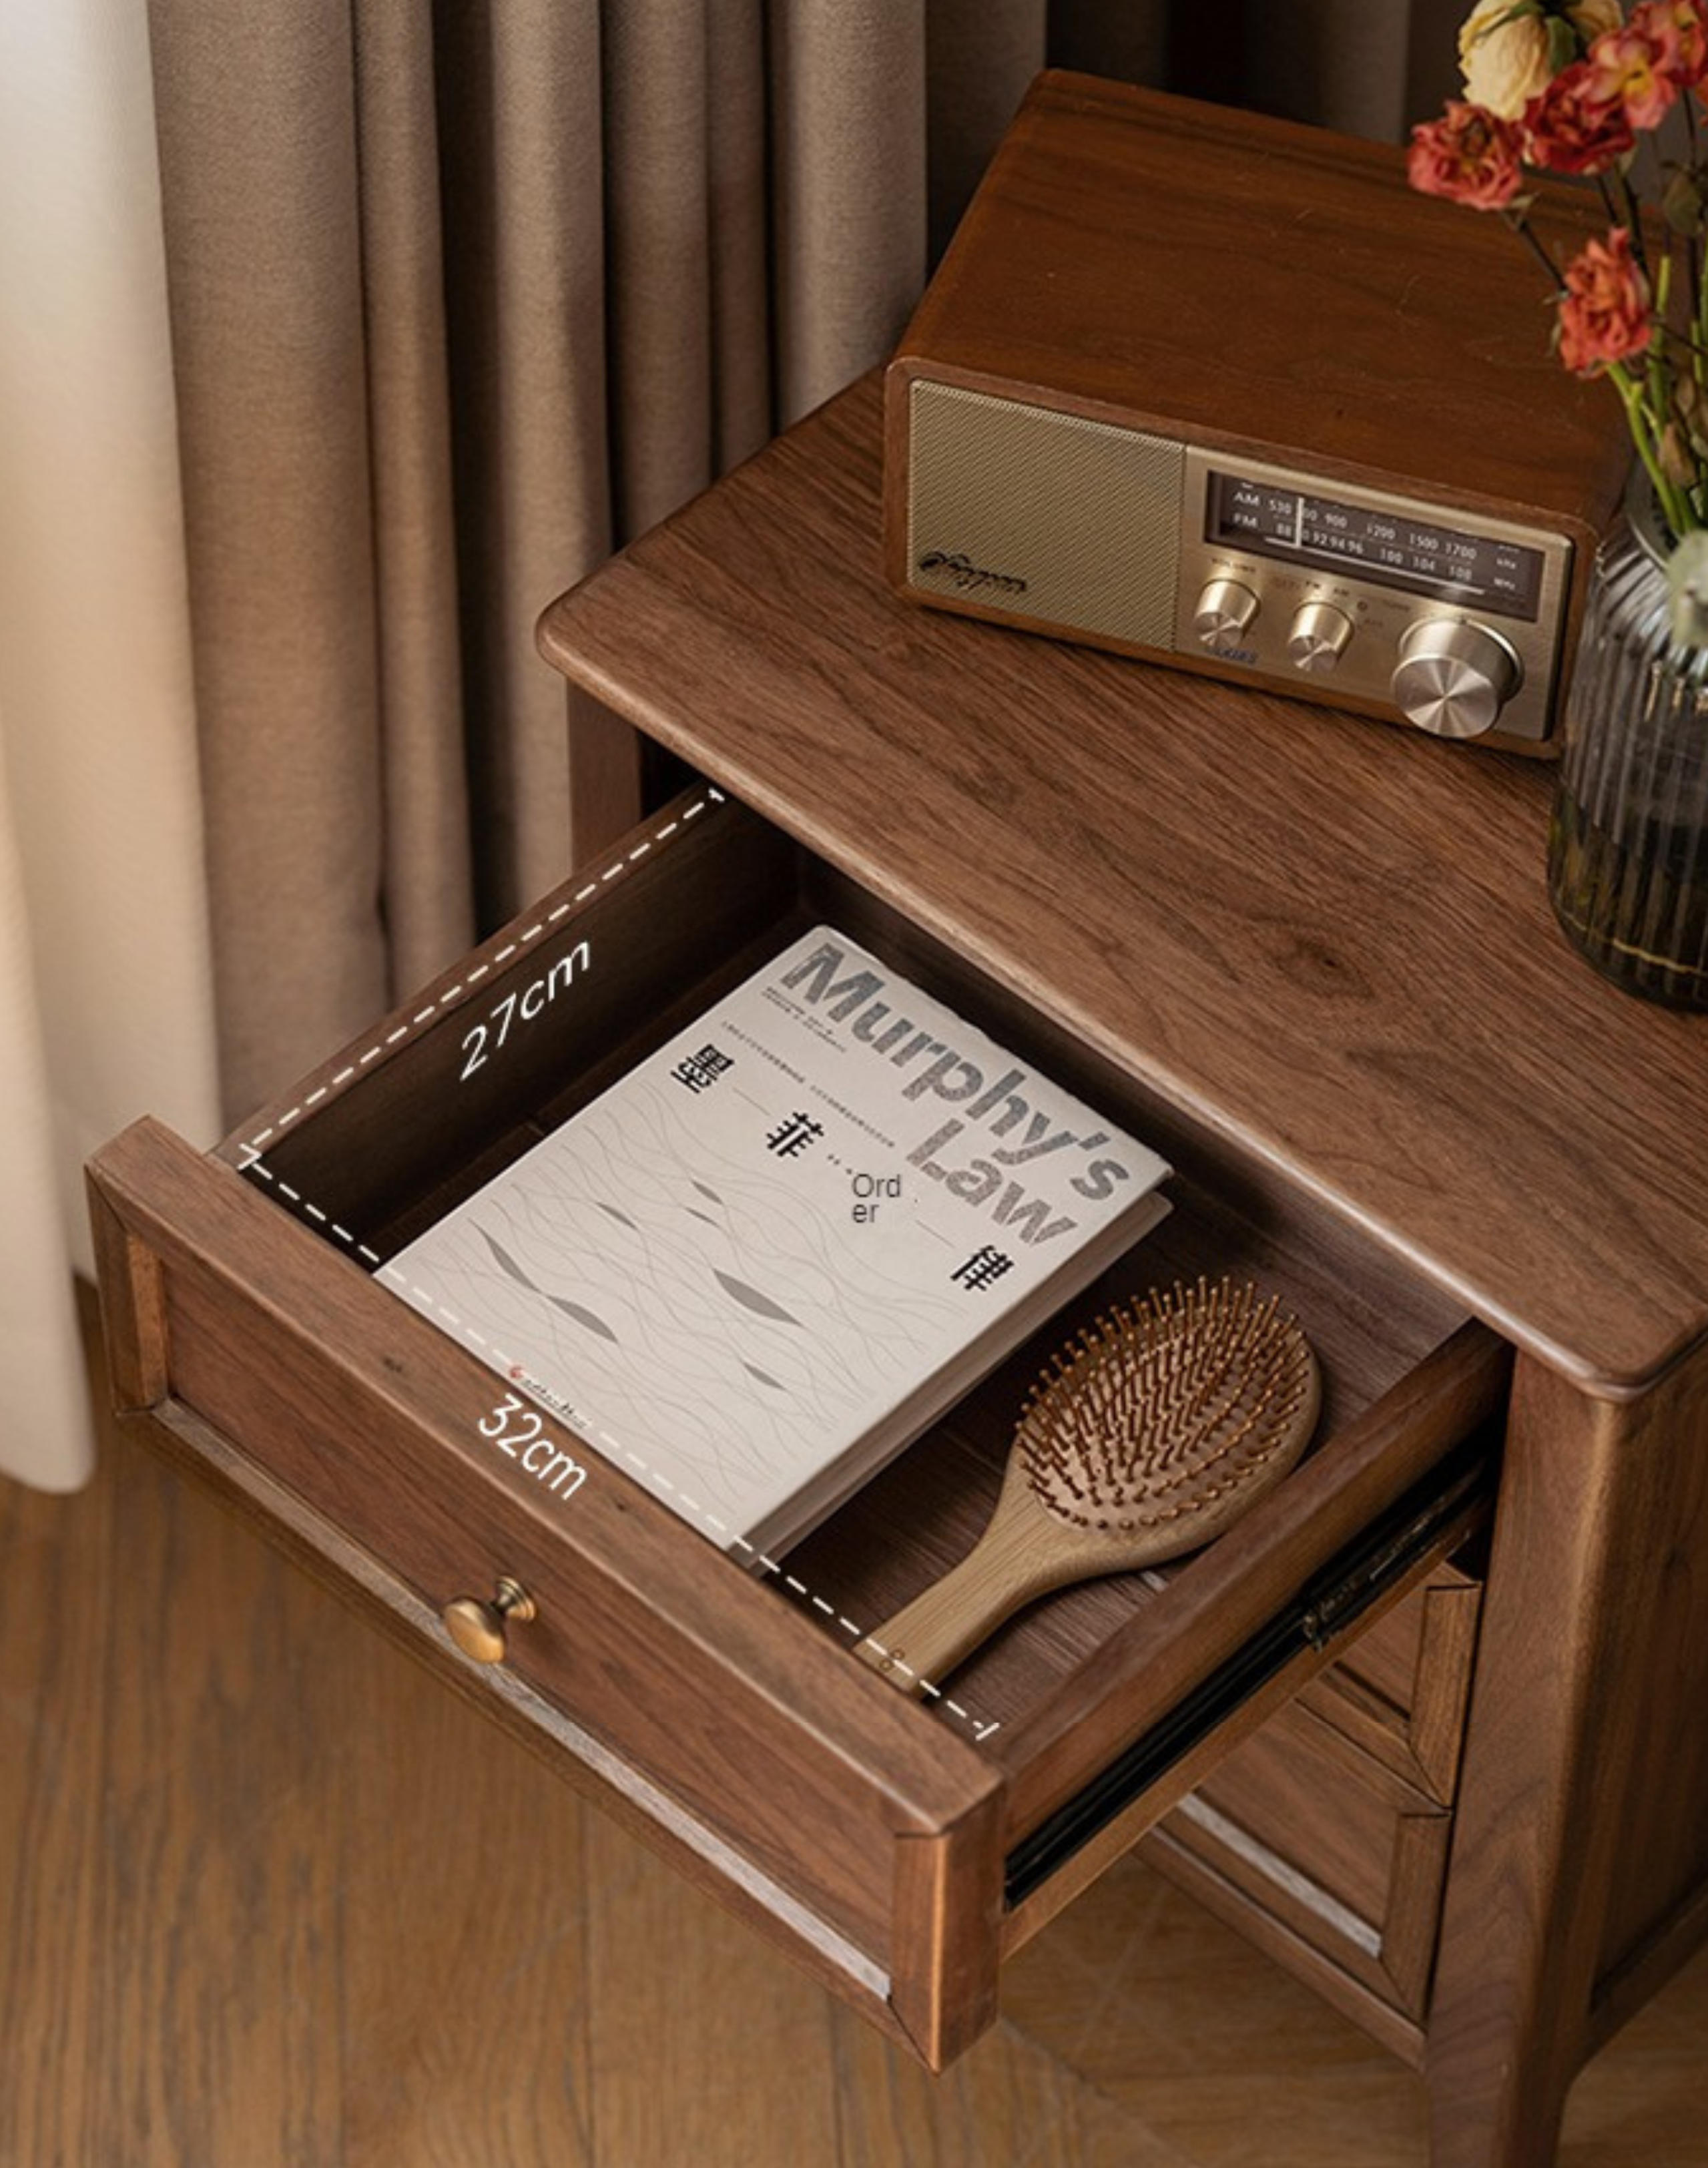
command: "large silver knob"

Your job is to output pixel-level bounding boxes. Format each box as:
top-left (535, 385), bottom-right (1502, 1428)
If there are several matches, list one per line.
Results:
top-left (1392, 617), bottom-right (1522, 738)
top-left (1288, 600), bottom-right (1354, 673)
top-left (1194, 577), bottom-right (1259, 651)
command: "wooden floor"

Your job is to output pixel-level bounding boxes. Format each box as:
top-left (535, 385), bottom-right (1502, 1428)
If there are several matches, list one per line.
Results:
top-left (3, 1294), bottom-right (1706, 2168)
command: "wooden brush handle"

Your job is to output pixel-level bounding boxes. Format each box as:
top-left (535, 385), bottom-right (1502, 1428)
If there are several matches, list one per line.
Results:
top-left (852, 1478), bottom-right (1094, 1697)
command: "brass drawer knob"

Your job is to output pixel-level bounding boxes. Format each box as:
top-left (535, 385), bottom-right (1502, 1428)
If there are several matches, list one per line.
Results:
top-left (442, 1575), bottom-right (537, 1665)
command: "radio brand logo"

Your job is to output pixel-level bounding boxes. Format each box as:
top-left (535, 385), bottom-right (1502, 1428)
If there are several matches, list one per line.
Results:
top-left (918, 549), bottom-right (1028, 599)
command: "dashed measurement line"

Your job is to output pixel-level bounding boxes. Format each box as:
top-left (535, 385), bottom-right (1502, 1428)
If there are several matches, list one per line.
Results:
top-left (236, 789), bottom-right (722, 1159)
top-left (239, 1158), bottom-right (382, 1264)
top-left (374, 1257), bottom-right (997, 1737)
top-left (251, 1231), bottom-right (999, 1734)
top-left (230, 780), bottom-right (998, 1740)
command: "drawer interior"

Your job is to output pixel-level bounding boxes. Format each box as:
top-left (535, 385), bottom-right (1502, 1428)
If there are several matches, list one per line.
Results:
top-left (244, 786), bottom-right (1499, 1746)
top-left (92, 784), bottom-right (1510, 2067)
top-left (240, 783), bottom-right (1490, 1721)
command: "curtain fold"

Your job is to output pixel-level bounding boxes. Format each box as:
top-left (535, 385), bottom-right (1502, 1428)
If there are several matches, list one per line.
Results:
top-left (768, 2), bottom-right (930, 423)
top-left (431, 1), bottom-right (611, 924)
top-left (1165, 0), bottom-right (1456, 140)
top-left (147, 1), bottom-right (400, 1121)
top-left (352, 6), bottom-right (477, 1001)
top-left (3, 0), bottom-right (1464, 1489)
top-left (1052, 0), bottom-right (1462, 137)
top-left (926, 0), bottom-right (1050, 262)
top-left (152, 0), bottom-right (1465, 1132)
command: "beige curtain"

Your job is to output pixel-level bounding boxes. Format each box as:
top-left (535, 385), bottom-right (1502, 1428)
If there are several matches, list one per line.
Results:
top-left (144, 0), bottom-right (946, 1124)
top-left (1, 0), bottom-right (1460, 1488)
top-left (146, 0), bottom-right (1464, 1126)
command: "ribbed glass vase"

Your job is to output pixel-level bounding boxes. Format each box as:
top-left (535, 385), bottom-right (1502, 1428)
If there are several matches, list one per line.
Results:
top-left (1547, 495), bottom-right (1708, 1010)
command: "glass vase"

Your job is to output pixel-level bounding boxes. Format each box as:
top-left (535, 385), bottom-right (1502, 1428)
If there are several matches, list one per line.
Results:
top-left (1546, 494), bottom-right (1708, 1011)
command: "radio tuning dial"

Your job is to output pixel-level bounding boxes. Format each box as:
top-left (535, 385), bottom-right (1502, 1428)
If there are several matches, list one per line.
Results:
top-left (1392, 617), bottom-right (1524, 739)
top-left (1194, 577), bottom-right (1260, 651)
top-left (1287, 600), bottom-right (1354, 673)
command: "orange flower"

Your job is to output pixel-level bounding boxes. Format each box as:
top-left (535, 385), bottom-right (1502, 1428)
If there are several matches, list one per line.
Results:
top-left (1522, 58), bottom-right (1638, 172)
top-left (1586, 23), bottom-right (1680, 126)
top-left (1556, 229), bottom-right (1653, 374)
top-left (1407, 101), bottom-right (1524, 210)
top-left (1628, 0), bottom-right (1708, 88)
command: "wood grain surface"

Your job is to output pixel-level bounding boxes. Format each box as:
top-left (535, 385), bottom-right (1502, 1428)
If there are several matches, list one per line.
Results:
top-left (879, 77), bottom-right (1627, 754)
top-left (87, 754), bottom-right (1519, 2079)
top-left (88, 1111), bottom-right (1009, 2064)
top-left (4, 1290), bottom-right (1705, 2168)
top-left (537, 372), bottom-right (1708, 1398)
top-left (890, 75), bottom-right (1624, 531)
top-left (1165, 1692), bottom-right (1453, 2021)
top-left (1296, 1567), bottom-right (1483, 1802)
top-left (1426, 1350), bottom-right (1708, 2167)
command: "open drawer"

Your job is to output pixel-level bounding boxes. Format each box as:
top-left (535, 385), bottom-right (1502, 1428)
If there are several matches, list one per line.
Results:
top-left (86, 783), bottom-right (1510, 2070)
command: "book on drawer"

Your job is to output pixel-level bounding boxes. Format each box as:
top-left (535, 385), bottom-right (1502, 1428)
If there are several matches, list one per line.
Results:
top-left (385, 923), bottom-right (1171, 1559)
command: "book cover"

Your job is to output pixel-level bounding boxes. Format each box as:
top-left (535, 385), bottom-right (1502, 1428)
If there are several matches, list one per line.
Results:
top-left (386, 926), bottom-right (1170, 1558)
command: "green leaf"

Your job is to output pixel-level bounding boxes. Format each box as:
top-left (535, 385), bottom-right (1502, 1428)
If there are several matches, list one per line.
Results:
top-left (1545, 16), bottom-right (1578, 69)
top-left (1679, 377), bottom-right (1708, 457)
top-left (1663, 166), bottom-right (1708, 238)
top-left (1660, 420), bottom-right (1697, 487)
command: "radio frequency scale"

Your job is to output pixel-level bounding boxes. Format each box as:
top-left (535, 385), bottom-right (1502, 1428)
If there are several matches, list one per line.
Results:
top-left (885, 75), bottom-right (1631, 752)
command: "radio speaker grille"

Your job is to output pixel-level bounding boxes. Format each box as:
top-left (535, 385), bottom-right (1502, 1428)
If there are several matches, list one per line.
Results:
top-left (906, 379), bottom-right (1184, 647)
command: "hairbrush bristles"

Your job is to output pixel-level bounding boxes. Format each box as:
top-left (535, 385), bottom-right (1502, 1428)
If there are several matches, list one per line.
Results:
top-left (1017, 1276), bottom-right (1318, 1533)
top-left (857, 1276), bottom-right (1320, 1696)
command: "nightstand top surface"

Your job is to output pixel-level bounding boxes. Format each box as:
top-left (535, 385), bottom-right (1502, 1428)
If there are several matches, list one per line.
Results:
top-left (540, 374), bottom-right (1708, 1398)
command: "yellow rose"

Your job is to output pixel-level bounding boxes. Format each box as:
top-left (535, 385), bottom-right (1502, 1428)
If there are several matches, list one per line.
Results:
top-left (1568, 2), bottom-right (1624, 44)
top-left (1458, 0), bottom-right (1622, 117)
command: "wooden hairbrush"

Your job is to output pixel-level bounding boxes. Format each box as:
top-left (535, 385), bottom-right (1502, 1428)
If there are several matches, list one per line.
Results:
top-left (854, 1277), bottom-right (1320, 1697)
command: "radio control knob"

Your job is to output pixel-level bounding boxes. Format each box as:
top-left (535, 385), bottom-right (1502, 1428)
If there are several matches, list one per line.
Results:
top-left (1194, 577), bottom-right (1260, 651)
top-left (1392, 617), bottom-right (1523, 738)
top-left (1287, 600), bottom-right (1354, 673)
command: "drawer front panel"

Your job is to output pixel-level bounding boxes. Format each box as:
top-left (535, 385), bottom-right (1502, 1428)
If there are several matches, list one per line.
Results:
top-left (89, 1123), bottom-right (1003, 2070)
top-left (162, 1262), bottom-right (908, 1965)
top-left (1155, 1696), bottom-right (1452, 2026)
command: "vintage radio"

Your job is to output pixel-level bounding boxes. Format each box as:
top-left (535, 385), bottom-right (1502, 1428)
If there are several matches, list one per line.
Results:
top-left (884, 73), bottom-right (1633, 752)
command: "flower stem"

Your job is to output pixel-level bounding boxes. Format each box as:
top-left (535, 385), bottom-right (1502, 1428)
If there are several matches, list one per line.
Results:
top-left (1649, 252), bottom-right (1673, 425)
top-left (1614, 169), bottom-right (1650, 279)
top-left (1506, 208), bottom-right (1566, 295)
top-left (1609, 360), bottom-right (1691, 538)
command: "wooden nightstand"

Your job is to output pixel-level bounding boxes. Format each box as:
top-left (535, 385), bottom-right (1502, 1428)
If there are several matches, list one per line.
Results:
top-left (89, 374), bottom-right (1708, 2168)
